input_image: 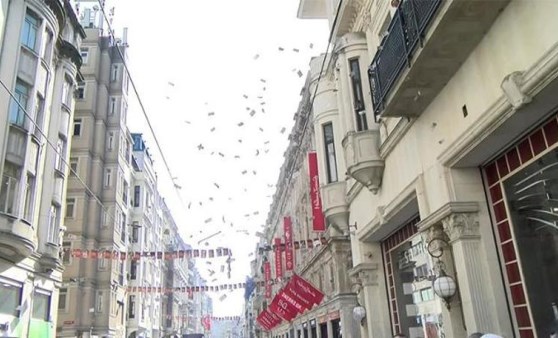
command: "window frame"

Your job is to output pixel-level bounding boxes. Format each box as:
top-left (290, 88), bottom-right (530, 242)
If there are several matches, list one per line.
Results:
top-left (21, 10), bottom-right (40, 52)
top-left (65, 197), bottom-right (76, 218)
top-left (322, 123), bottom-right (338, 183)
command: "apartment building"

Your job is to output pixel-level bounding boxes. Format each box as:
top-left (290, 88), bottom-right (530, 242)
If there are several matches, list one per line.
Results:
top-left (161, 200), bottom-right (191, 338)
top-left (291, 0), bottom-right (558, 337)
top-left (126, 133), bottom-right (165, 338)
top-left (0, 1), bottom-right (83, 337)
top-left (57, 1), bottom-right (133, 337)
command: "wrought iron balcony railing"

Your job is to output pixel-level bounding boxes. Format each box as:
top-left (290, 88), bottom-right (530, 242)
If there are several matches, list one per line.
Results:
top-left (368, 0), bottom-right (442, 117)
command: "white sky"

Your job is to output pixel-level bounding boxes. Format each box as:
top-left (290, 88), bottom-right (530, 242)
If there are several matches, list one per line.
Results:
top-left (108, 0), bottom-right (329, 317)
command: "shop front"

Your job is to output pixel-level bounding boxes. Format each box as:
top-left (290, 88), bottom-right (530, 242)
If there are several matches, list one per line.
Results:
top-left (484, 112), bottom-right (558, 338)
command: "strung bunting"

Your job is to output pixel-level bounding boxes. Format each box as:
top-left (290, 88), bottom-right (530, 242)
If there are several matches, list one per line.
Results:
top-left (126, 282), bottom-right (247, 294)
top-left (67, 248), bottom-right (232, 260)
top-left (259, 237), bottom-right (328, 254)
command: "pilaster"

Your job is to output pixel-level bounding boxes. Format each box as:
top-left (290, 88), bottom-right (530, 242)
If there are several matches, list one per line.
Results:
top-left (349, 260), bottom-right (391, 338)
top-left (442, 212), bottom-right (497, 334)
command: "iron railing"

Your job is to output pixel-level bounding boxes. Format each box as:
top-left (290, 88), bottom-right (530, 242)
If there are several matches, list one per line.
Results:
top-left (368, 0), bottom-right (442, 117)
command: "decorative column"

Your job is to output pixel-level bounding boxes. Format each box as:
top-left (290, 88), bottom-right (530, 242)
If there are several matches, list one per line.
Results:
top-left (422, 225), bottom-right (467, 338)
top-left (349, 260), bottom-right (391, 338)
top-left (442, 213), bottom-right (496, 334)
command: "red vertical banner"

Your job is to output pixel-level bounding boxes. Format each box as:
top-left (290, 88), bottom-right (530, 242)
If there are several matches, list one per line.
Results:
top-left (284, 216), bottom-right (294, 271)
top-left (264, 261), bottom-right (272, 299)
top-left (308, 152), bottom-right (326, 231)
top-left (274, 238), bottom-right (283, 278)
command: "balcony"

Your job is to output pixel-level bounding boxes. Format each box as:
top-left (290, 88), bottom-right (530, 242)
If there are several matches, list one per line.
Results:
top-left (320, 181), bottom-right (349, 235)
top-left (369, 0), bottom-right (509, 118)
top-left (0, 210), bottom-right (37, 260)
top-left (342, 130), bottom-right (384, 193)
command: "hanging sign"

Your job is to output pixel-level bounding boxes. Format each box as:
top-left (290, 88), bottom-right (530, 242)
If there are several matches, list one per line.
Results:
top-left (274, 238), bottom-right (283, 278)
top-left (264, 261), bottom-right (272, 299)
top-left (308, 152), bottom-right (325, 231)
top-left (284, 216), bottom-right (294, 271)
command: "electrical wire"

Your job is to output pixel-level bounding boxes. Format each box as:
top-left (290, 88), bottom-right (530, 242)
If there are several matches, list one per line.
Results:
top-left (94, 0), bottom-right (190, 212)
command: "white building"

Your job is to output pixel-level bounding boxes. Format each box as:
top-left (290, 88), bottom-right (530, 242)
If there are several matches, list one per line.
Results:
top-left (0, 1), bottom-right (83, 337)
top-left (295, 0), bottom-right (558, 337)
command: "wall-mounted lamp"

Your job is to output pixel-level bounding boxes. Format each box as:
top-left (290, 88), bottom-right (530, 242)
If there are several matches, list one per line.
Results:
top-left (352, 305), bottom-right (366, 326)
top-left (427, 237), bottom-right (458, 310)
top-left (348, 223), bottom-right (358, 235)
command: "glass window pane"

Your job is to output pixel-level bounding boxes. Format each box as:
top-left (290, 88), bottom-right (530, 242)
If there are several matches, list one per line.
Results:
top-left (32, 293), bottom-right (50, 320)
top-left (503, 148), bottom-right (558, 337)
top-left (0, 284), bottom-right (20, 316)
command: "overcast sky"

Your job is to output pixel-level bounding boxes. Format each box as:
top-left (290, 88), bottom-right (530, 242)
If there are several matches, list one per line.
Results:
top-left (107, 0), bottom-right (329, 316)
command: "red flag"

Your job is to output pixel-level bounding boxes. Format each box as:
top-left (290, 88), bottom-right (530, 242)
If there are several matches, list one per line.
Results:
top-left (308, 152), bottom-right (325, 231)
top-left (284, 281), bottom-right (312, 310)
top-left (277, 289), bottom-right (305, 314)
top-left (257, 314), bottom-right (272, 330)
top-left (269, 294), bottom-right (297, 321)
top-left (264, 262), bottom-right (272, 299)
top-left (262, 308), bottom-right (282, 327)
top-left (283, 216), bottom-right (295, 271)
top-left (274, 238), bottom-right (283, 278)
top-left (291, 274), bottom-right (324, 305)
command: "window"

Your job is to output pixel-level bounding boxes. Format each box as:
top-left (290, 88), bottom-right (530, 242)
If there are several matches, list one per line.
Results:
top-left (121, 101), bottom-right (128, 123)
top-left (47, 204), bottom-right (60, 244)
top-left (133, 186), bottom-right (140, 207)
top-left (21, 11), bottom-right (39, 51)
top-left (122, 180), bottom-right (128, 204)
top-left (0, 162), bottom-right (21, 215)
top-left (76, 83), bottom-right (85, 100)
top-left (69, 158), bottom-right (78, 176)
top-left (58, 288), bottom-right (67, 311)
top-left (61, 78), bottom-right (72, 107)
top-left (65, 198), bottom-right (76, 218)
top-left (349, 58), bottom-right (368, 131)
top-left (99, 250), bottom-right (107, 270)
top-left (22, 174), bottom-right (36, 221)
top-left (33, 96), bottom-right (45, 137)
top-left (41, 29), bottom-right (53, 63)
top-left (131, 224), bottom-right (139, 243)
top-left (120, 214), bottom-right (126, 242)
top-left (110, 97), bottom-right (117, 115)
top-left (9, 81), bottom-right (29, 127)
top-left (107, 132), bottom-right (114, 151)
top-left (32, 292), bottom-right (50, 321)
top-left (111, 65), bottom-right (119, 82)
top-left (323, 123), bottom-right (338, 183)
top-left (0, 283), bottom-right (21, 316)
top-left (128, 295), bottom-right (135, 319)
top-left (104, 169), bottom-right (112, 187)
top-left (54, 138), bottom-right (66, 172)
top-left (73, 118), bottom-right (82, 136)
top-left (62, 241), bottom-right (71, 265)
top-left (130, 260), bottom-right (137, 280)
top-left (102, 207), bottom-right (111, 227)
top-left (95, 290), bottom-right (104, 312)
top-left (80, 48), bottom-right (89, 64)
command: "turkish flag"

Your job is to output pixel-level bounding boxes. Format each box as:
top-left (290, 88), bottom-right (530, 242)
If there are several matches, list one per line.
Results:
top-left (269, 293), bottom-right (298, 321)
top-left (291, 274), bottom-right (324, 305)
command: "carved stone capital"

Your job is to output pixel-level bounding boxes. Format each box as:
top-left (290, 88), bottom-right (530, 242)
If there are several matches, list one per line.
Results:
top-left (442, 213), bottom-right (480, 242)
top-left (349, 263), bottom-right (379, 287)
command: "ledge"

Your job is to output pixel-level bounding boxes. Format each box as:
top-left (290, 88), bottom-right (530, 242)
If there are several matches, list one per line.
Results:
top-left (416, 201), bottom-right (479, 233)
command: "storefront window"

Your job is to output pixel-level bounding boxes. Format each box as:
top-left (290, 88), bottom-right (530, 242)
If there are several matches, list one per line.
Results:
top-left (503, 148), bottom-right (558, 337)
top-left (382, 215), bottom-right (447, 338)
